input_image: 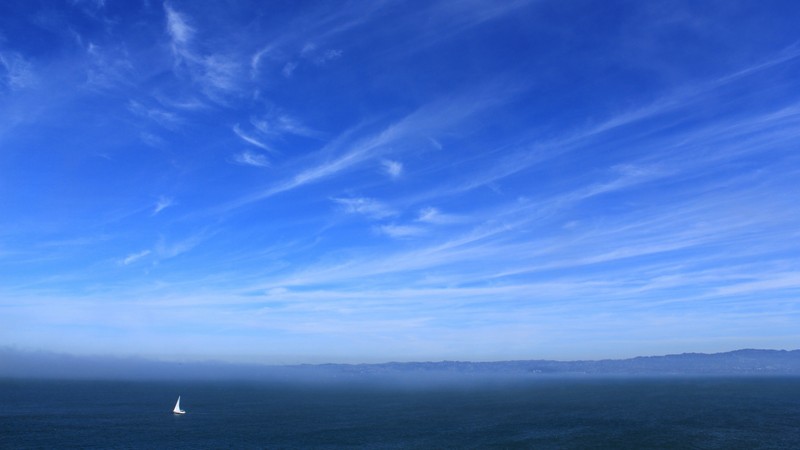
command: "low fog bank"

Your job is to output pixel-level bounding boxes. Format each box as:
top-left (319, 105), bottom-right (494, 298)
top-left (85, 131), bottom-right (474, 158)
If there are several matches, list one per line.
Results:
top-left (0, 348), bottom-right (307, 382)
top-left (0, 348), bottom-right (529, 386)
top-left (2, 348), bottom-right (799, 384)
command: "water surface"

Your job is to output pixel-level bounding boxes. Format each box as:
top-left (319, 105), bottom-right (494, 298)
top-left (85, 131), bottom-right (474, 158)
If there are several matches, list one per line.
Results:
top-left (1, 377), bottom-right (799, 448)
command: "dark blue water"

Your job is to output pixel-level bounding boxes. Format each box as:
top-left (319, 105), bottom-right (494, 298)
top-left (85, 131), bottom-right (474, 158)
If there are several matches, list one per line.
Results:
top-left (1, 377), bottom-right (799, 448)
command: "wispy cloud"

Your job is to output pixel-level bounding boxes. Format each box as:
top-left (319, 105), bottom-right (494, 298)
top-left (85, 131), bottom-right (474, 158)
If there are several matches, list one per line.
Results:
top-left (381, 159), bottom-right (403, 179)
top-left (250, 45), bottom-right (274, 77)
top-left (127, 100), bottom-right (181, 129)
top-left (377, 0), bottom-right (536, 59)
top-left (281, 62), bottom-right (297, 78)
top-left (0, 51), bottom-right (36, 91)
top-left (153, 196), bottom-right (174, 215)
top-left (154, 232), bottom-right (209, 260)
top-left (333, 197), bottom-right (396, 219)
top-left (711, 273), bottom-right (800, 298)
top-left (121, 250), bottom-right (151, 265)
top-left (163, 4), bottom-right (243, 101)
top-left (164, 4), bottom-right (194, 50)
top-left (316, 49), bottom-right (342, 64)
top-left (248, 1), bottom-right (389, 80)
top-left (378, 224), bottom-right (425, 239)
top-left (234, 149), bottom-right (799, 298)
top-left (251, 114), bottom-right (321, 140)
top-left (223, 86), bottom-right (516, 210)
top-left (232, 124), bottom-right (274, 153)
top-left (567, 164), bottom-right (667, 202)
top-left (83, 42), bottom-right (135, 91)
top-left (416, 207), bottom-right (460, 225)
top-left (232, 150), bottom-right (270, 168)
top-left (408, 48), bottom-right (800, 205)
top-left (300, 44), bottom-right (343, 66)
top-left (139, 132), bottom-right (166, 148)
top-left (4, 1), bottom-right (800, 362)
top-left (198, 54), bottom-right (240, 94)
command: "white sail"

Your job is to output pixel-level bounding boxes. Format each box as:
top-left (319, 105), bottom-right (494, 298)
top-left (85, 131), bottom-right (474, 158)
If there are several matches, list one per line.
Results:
top-left (173, 396), bottom-right (185, 414)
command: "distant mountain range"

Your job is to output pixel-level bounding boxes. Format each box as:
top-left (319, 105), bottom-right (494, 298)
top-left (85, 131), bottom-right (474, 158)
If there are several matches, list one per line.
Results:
top-left (317, 349), bottom-right (800, 377)
top-left (1, 348), bottom-right (799, 380)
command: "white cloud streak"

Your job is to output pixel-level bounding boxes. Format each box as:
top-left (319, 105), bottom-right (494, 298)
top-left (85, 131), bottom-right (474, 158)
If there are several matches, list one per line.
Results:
top-left (153, 196), bottom-right (174, 215)
top-left (154, 232), bottom-right (208, 260)
top-left (164, 4), bottom-right (194, 49)
top-left (407, 47), bottom-right (800, 206)
top-left (333, 197), bottom-right (396, 219)
top-left (121, 250), bottom-right (151, 265)
top-left (378, 224), bottom-right (425, 239)
top-left (233, 124), bottom-right (274, 153)
top-left (163, 4), bottom-right (243, 101)
top-left (250, 45), bottom-right (273, 77)
top-left (416, 207), bottom-right (461, 225)
top-left (232, 151), bottom-right (270, 168)
top-left (221, 86), bottom-right (516, 212)
top-left (251, 114), bottom-right (321, 140)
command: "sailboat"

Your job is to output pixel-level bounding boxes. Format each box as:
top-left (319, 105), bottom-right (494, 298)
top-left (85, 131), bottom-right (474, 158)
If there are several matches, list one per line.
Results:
top-left (173, 396), bottom-right (186, 414)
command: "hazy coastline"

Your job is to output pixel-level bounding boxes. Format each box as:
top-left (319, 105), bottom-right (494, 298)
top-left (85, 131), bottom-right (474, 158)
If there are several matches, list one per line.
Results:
top-left (3, 348), bottom-right (799, 382)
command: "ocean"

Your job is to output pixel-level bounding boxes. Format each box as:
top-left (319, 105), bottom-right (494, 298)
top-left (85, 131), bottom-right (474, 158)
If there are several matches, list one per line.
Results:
top-left (1, 377), bottom-right (799, 448)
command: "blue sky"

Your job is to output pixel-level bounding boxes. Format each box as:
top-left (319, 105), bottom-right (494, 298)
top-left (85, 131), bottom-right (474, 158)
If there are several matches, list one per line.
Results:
top-left (1, 0), bottom-right (799, 364)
